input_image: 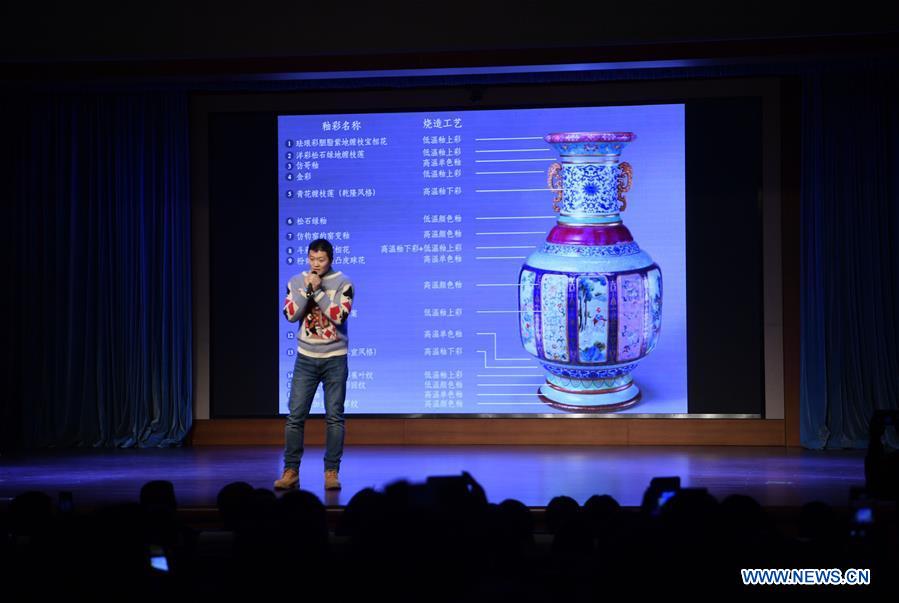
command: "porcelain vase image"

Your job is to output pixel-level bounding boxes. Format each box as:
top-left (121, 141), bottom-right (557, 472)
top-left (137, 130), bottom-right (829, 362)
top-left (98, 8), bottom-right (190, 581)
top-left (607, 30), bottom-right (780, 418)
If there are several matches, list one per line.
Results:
top-left (518, 132), bottom-right (662, 412)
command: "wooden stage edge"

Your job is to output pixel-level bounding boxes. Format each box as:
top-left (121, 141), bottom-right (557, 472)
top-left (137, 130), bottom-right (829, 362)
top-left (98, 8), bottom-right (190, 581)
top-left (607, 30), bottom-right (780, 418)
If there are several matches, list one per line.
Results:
top-left (188, 418), bottom-right (786, 446)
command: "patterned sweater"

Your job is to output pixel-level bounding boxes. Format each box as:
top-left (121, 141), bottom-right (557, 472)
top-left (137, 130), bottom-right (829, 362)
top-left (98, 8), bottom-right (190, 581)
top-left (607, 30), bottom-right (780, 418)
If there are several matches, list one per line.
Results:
top-left (282, 269), bottom-right (354, 358)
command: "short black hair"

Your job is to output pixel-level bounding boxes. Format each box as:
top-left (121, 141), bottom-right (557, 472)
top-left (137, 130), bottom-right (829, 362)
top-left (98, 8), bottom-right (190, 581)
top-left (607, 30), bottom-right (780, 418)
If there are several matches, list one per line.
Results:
top-left (308, 238), bottom-right (333, 261)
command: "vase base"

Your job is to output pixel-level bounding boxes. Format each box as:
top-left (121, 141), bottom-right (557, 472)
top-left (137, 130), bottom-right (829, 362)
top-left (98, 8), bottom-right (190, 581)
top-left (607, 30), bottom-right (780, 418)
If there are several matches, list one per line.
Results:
top-left (537, 383), bottom-right (641, 413)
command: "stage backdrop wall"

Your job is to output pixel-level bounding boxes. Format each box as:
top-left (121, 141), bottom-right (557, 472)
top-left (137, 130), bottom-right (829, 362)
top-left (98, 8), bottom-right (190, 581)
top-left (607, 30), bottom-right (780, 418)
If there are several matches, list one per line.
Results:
top-left (4, 58), bottom-right (899, 450)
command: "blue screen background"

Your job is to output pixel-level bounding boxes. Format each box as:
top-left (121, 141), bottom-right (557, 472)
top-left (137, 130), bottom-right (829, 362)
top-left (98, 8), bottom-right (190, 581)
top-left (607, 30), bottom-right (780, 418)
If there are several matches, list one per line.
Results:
top-left (278, 104), bottom-right (686, 415)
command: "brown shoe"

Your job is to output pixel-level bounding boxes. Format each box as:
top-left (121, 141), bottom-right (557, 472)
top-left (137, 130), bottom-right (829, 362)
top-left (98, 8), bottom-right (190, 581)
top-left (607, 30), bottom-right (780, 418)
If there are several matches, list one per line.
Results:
top-left (274, 468), bottom-right (299, 490)
top-left (324, 469), bottom-right (342, 490)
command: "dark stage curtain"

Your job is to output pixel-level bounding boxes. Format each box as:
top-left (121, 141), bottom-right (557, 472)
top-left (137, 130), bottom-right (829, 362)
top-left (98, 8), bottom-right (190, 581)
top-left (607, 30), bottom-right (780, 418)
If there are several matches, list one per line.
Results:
top-left (800, 65), bottom-right (899, 448)
top-left (2, 93), bottom-right (192, 449)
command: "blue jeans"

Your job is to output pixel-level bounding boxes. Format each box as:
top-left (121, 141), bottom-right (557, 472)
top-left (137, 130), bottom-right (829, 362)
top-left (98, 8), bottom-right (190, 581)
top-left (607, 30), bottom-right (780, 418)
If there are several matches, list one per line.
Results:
top-left (283, 352), bottom-right (348, 472)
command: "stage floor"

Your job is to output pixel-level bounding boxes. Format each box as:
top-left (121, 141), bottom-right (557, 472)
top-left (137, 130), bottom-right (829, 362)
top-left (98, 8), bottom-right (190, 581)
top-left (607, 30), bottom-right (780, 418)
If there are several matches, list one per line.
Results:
top-left (0, 445), bottom-right (866, 511)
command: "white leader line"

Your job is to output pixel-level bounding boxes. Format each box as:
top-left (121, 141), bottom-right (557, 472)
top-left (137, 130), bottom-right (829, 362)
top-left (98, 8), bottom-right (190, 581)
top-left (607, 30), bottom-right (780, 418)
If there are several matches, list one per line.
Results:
top-left (476, 332), bottom-right (533, 361)
top-left (474, 136), bottom-right (544, 141)
top-left (474, 402), bottom-right (546, 405)
top-left (475, 148), bottom-right (550, 153)
top-left (476, 397), bottom-right (544, 399)
top-left (475, 215), bottom-right (556, 219)
top-left (477, 374), bottom-right (544, 377)
top-left (476, 350), bottom-right (537, 368)
top-left (475, 246), bottom-right (536, 249)
top-left (477, 384), bottom-right (545, 387)
top-left (475, 170), bottom-right (545, 175)
top-left (475, 188), bottom-right (558, 192)
top-left (475, 158), bottom-right (556, 163)
top-left (475, 231), bottom-right (544, 235)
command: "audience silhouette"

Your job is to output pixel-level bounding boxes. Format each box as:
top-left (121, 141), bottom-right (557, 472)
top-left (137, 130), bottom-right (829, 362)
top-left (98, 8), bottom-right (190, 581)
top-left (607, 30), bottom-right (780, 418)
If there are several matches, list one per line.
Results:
top-left (2, 472), bottom-right (894, 599)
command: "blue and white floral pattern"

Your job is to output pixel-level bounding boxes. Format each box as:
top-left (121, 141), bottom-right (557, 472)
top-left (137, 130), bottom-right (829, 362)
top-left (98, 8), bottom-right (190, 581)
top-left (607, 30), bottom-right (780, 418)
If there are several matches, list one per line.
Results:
top-left (540, 274), bottom-right (569, 362)
top-left (519, 270), bottom-right (537, 355)
top-left (541, 362), bottom-right (639, 379)
top-left (542, 241), bottom-right (640, 257)
top-left (562, 164), bottom-right (620, 215)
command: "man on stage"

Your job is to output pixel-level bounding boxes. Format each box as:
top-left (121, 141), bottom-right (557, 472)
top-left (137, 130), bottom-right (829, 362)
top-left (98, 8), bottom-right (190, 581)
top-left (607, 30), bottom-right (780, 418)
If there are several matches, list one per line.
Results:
top-left (275, 239), bottom-right (354, 491)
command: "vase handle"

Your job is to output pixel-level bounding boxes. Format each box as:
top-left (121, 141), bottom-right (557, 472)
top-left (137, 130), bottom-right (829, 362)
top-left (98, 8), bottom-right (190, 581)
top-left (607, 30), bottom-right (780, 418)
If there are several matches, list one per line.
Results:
top-left (617, 162), bottom-right (633, 211)
top-left (547, 162), bottom-right (563, 212)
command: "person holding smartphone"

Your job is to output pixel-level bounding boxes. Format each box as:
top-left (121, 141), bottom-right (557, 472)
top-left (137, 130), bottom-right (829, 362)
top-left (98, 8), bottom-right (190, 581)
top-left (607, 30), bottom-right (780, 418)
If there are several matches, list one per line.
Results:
top-left (276, 239), bottom-right (354, 491)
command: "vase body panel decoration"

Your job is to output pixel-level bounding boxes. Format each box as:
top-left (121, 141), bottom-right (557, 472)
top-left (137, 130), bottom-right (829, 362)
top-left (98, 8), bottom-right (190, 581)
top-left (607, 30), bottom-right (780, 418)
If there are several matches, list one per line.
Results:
top-left (518, 132), bottom-right (662, 412)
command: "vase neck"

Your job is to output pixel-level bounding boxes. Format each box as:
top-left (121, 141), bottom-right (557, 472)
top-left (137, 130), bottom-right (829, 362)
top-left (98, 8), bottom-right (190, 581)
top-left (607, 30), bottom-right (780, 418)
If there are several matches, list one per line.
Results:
top-left (557, 160), bottom-right (625, 222)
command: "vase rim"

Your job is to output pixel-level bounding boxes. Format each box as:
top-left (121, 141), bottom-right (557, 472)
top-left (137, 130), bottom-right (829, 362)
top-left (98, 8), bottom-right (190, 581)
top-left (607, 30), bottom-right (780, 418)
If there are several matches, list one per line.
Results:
top-left (544, 132), bottom-right (637, 143)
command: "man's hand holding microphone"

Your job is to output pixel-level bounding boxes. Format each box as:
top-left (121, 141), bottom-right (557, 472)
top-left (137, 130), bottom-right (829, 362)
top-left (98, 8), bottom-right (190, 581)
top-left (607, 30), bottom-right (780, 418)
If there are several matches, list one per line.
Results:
top-left (304, 271), bottom-right (322, 298)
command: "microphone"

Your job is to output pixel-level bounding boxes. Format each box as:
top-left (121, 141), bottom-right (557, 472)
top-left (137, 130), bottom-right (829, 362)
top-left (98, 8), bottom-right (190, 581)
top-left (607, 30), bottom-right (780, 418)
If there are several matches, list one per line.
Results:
top-left (306, 270), bottom-right (317, 296)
